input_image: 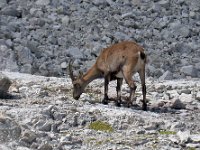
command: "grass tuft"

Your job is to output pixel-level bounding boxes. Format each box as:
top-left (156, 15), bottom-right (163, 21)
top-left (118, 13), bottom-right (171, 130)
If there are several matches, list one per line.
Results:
top-left (89, 121), bottom-right (114, 132)
top-left (159, 130), bottom-right (176, 135)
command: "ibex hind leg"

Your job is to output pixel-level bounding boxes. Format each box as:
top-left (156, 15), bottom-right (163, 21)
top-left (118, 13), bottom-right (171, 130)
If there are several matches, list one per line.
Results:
top-left (121, 61), bottom-right (139, 108)
top-left (139, 68), bottom-right (147, 111)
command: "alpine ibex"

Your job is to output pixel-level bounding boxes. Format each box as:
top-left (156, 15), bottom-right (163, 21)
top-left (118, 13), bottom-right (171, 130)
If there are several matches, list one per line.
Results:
top-left (69, 41), bottom-right (147, 110)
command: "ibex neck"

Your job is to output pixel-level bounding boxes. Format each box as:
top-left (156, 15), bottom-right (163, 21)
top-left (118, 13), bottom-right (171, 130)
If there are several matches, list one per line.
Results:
top-left (82, 64), bottom-right (102, 87)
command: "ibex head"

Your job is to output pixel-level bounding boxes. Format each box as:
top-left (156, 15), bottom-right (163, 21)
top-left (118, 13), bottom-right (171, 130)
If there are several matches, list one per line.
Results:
top-left (68, 60), bottom-right (84, 100)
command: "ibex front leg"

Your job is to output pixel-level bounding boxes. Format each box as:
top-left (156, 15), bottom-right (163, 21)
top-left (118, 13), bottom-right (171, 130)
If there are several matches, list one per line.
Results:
top-left (102, 75), bottom-right (110, 105)
top-left (116, 78), bottom-right (123, 107)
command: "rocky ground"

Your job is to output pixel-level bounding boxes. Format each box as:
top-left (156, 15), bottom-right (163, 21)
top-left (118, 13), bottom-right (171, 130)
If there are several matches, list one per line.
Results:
top-left (0, 71), bottom-right (200, 150)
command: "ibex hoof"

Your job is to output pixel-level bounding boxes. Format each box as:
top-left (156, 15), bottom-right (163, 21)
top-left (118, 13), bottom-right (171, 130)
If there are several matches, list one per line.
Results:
top-left (102, 100), bottom-right (108, 105)
top-left (126, 103), bottom-right (132, 108)
top-left (142, 104), bottom-right (147, 111)
top-left (115, 102), bottom-right (121, 107)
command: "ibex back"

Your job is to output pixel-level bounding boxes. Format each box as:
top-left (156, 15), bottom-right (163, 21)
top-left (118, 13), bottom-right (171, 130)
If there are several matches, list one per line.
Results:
top-left (69, 41), bottom-right (147, 110)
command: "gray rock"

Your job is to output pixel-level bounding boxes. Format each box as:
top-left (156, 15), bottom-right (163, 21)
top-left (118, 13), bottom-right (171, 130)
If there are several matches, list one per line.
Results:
top-left (0, 74), bottom-right (12, 98)
top-left (62, 16), bottom-right (70, 26)
top-left (0, 145), bottom-right (10, 150)
top-left (177, 130), bottom-right (190, 143)
top-left (179, 89), bottom-right (191, 94)
top-left (175, 43), bottom-right (192, 53)
top-left (16, 46), bottom-right (33, 65)
top-left (38, 143), bottom-right (53, 150)
top-left (38, 122), bottom-right (52, 132)
top-left (16, 147), bottom-right (31, 150)
top-left (190, 0), bottom-right (200, 11)
top-left (180, 65), bottom-right (197, 77)
top-left (170, 99), bottom-right (186, 109)
top-left (186, 143), bottom-right (200, 149)
top-left (0, 116), bottom-right (21, 142)
top-left (196, 92), bottom-right (200, 101)
top-left (20, 64), bottom-right (32, 74)
top-left (0, 45), bottom-right (19, 71)
top-left (179, 93), bottom-right (193, 103)
top-left (0, 0), bottom-right (200, 81)
top-left (190, 134), bottom-right (200, 143)
top-left (159, 70), bottom-right (173, 80)
top-left (0, 0), bottom-right (7, 9)
top-left (20, 130), bottom-right (37, 144)
top-left (92, 0), bottom-right (109, 7)
top-left (60, 62), bottom-right (68, 69)
top-left (170, 122), bottom-right (186, 131)
top-left (5, 39), bottom-right (13, 47)
top-left (158, 0), bottom-right (170, 8)
top-left (66, 47), bottom-right (83, 59)
top-left (36, 0), bottom-right (50, 6)
top-left (174, 26), bottom-right (190, 38)
top-left (1, 6), bottom-right (22, 18)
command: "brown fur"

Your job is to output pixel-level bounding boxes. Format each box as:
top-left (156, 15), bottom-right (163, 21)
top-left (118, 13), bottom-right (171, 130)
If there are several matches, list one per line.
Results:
top-left (69, 41), bottom-right (147, 110)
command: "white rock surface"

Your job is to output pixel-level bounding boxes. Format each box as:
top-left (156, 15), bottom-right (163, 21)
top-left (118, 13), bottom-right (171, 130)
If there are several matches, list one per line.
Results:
top-left (0, 71), bottom-right (199, 149)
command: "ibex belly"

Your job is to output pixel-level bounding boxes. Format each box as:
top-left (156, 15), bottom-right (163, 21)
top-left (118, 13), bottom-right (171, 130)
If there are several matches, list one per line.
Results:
top-left (115, 55), bottom-right (143, 79)
top-left (115, 71), bottom-right (123, 78)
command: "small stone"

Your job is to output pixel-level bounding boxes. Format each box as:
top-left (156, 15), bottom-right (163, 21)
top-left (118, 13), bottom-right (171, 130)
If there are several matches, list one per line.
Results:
top-left (158, 0), bottom-right (170, 8)
top-left (170, 122), bottom-right (186, 131)
top-left (176, 26), bottom-right (190, 38)
top-left (62, 16), bottom-right (70, 26)
top-left (186, 143), bottom-right (200, 148)
top-left (155, 84), bottom-right (166, 93)
top-left (180, 65), bottom-right (197, 77)
top-left (16, 147), bottom-right (31, 150)
top-left (38, 122), bottom-right (52, 132)
top-left (16, 46), bottom-right (33, 65)
top-left (36, 0), bottom-right (50, 5)
top-left (5, 39), bottom-right (13, 47)
top-left (136, 129), bottom-right (146, 134)
top-left (159, 70), bottom-right (173, 80)
top-left (38, 143), bottom-right (53, 150)
top-left (0, 0), bottom-right (7, 9)
top-left (0, 115), bottom-right (21, 142)
top-left (189, 11), bottom-right (196, 18)
top-left (20, 130), bottom-right (36, 144)
top-left (177, 130), bottom-right (190, 143)
top-left (179, 93), bottom-right (193, 103)
top-left (190, 134), bottom-right (200, 143)
top-left (1, 6), bottom-right (22, 18)
top-left (180, 89), bottom-right (191, 94)
top-left (20, 64), bottom-right (32, 74)
top-left (170, 99), bottom-right (186, 109)
top-left (61, 62), bottom-right (67, 69)
top-left (66, 47), bottom-right (83, 59)
top-left (196, 92), bottom-right (200, 101)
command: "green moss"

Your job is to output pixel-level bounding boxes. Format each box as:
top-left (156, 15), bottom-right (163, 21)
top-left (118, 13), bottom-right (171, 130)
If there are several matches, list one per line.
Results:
top-left (86, 137), bottom-right (97, 143)
top-left (159, 130), bottom-right (176, 135)
top-left (188, 148), bottom-right (196, 150)
top-left (89, 121), bottom-right (114, 132)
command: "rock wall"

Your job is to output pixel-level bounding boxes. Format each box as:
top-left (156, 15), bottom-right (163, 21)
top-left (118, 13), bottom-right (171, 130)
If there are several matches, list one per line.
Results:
top-left (0, 0), bottom-right (200, 78)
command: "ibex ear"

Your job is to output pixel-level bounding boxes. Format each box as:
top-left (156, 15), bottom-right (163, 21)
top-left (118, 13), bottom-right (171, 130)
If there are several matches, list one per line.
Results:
top-left (79, 70), bottom-right (84, 78)
top-left (68, 59), bottom-right (76, 81)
